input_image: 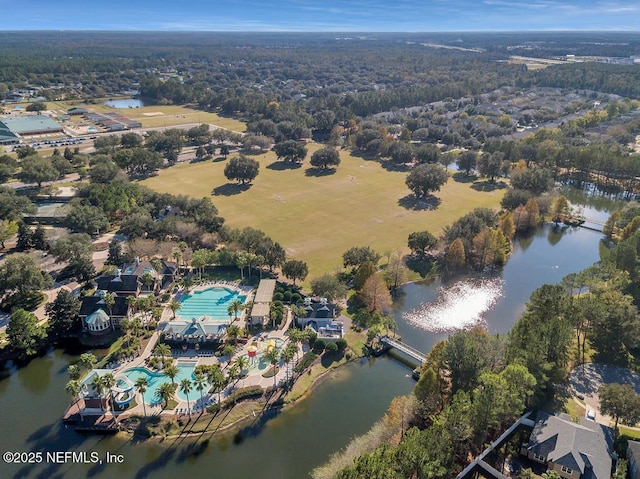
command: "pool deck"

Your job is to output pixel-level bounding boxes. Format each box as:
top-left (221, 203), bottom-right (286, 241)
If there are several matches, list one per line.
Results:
top-left (101, 296), bottom-right (296, 419)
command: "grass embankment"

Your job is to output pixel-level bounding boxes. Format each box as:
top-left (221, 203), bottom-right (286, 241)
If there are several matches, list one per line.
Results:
top-left (285, 330), bottom-right (368, 404)
top-left (142, 144), bottom-right (504, 282)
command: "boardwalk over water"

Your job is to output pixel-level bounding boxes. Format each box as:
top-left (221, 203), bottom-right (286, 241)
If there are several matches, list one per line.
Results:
top-left (379, 336), bottom-right (427, 365)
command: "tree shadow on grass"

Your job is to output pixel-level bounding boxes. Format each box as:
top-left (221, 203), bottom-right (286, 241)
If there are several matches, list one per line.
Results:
top-left (212, 183), bottom-right (250, 196)
top-left (472, 180), bottom-right (507, 192)
top-left (266, 161), bottom-right (302, 171)
top-left (380, 160), bottom-right (410, 172)
top-left (405, 257), bottom-right (437, 278)
top-left (304, 167), bottom-right (337, 177)
top-left (397, 194), bottom-right (441, 211)
top-left (452, 172), bottom-right (477, 183)
top-left (211, 156), bottom-right (227, 163)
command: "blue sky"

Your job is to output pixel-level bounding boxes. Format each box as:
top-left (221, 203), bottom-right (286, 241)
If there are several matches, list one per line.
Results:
top-left (1, 0), bottom-right (639, 31)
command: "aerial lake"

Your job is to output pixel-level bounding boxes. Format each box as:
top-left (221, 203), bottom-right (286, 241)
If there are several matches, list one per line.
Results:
top-left (0, 188), bottom-right (626, 478)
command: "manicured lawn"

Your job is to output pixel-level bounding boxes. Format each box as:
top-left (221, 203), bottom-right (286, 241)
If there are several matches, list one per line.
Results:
top-left (142, 143), bottom-right (505, 281)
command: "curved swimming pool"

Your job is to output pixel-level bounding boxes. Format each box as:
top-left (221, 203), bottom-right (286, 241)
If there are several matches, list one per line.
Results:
top-left (123, 363), bottom-right (197, 404)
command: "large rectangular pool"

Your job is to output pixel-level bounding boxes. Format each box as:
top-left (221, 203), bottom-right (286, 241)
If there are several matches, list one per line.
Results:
top-left (178, 287), bottom-right (246, 321)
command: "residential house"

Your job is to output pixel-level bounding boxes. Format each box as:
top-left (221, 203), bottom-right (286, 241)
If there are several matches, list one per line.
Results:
top-left (521, 411), bottom-right (615, 479)
top-left (95, 258), bottom-right (179, 296)
top-left (296, 297), bottom-right (344, 341)
top-left (79, 293), bottom-right (129, 335)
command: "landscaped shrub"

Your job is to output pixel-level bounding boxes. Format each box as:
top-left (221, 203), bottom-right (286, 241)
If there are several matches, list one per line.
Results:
top-left (224, 385), bottom-right (264, 404)
top-left (313, 339), bottom-right (326, 352)
top-left (325, 342), bottom-right (338, 354)
top-left (283, 290), bottom-right (292, 303)
top-left (294, 351), bottom-right (317, 373)
top-left (335, 338), bottom-right (347, 351)
top-left (206, 403), bottom-right (220, 414)
top-left (273, 292), bottom-right (284, 301)
top-left (291, 293), bottom-right (302, 304)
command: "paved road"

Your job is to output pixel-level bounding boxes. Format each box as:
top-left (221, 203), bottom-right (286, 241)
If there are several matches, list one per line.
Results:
top-left (569, 362), bottom-right (640, 425)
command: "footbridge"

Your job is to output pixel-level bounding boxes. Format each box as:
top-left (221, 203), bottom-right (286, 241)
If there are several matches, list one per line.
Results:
top-left (379, 336), bottom-right (427, 365)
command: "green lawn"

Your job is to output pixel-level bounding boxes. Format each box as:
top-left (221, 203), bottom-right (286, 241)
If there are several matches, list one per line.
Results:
top-left (142, 144), bottom-right (504, 282)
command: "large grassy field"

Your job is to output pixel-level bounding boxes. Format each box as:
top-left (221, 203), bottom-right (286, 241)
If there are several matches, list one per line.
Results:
top-left (9, 100), bottom-right (246, 132)
top-left (142, 143), bottom-right (505, 281)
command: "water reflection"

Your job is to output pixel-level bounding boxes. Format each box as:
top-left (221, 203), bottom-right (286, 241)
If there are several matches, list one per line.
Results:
top-left (403, 278), bottom-right (503, 332)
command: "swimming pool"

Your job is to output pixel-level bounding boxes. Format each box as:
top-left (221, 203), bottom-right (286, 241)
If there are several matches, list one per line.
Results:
top-left (178, 287), bottom-right (246, 321)
top-left (123, 362), bottom-right (198, 404)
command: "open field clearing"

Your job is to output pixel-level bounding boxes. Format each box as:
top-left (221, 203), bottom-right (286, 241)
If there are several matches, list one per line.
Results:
top-left (142, 143), bottom-right (505, 279)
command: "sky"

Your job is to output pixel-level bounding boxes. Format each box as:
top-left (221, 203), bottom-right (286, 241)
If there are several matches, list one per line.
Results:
top-left (1, 0), bottom-right (639, 31)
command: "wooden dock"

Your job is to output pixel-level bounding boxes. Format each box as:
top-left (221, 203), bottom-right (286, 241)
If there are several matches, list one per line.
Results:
top-left (62, 400), bottom-right (120, 433)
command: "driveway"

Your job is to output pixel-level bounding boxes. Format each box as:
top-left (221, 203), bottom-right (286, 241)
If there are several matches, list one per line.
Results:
top-left (569, 362), bottom-right (640, 424)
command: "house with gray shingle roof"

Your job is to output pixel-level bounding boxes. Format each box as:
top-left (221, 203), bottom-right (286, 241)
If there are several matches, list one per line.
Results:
top-left (629, 440), bottom-right (640, 479)
top-left (521, 411), bottom-right (615, 479)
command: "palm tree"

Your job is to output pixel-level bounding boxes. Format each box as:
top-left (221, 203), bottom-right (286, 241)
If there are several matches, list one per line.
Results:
top-left (135, 376), bottom-right (149, 417)
top-left (126, 295), bottom-right (138, 319)
top-left (228, 363), bottom-right (240, 385)
top-left (226, 325), bottom-right (240, 345)
top-left (168, 299), bottom-right (181, 319)
top-left (91, 374), bottom-right (106, 411)
top-left (226, 304), bottom-right (234, 323)
top-left (232, 355), bottom-right (249, 378)
top-left (230, 299), bottom-right (243, 321)
top-left (281, 345), bottom-right (296, 385)
top-left (101, 373), bottom-right (117, 424)
top-left (79, 353), bottom-right (97, 372)
top-left (265, 348), bottom-right (280, 389)
top-left (207, 366), bottom-right (226, 405)
top-left (173, 250), bottom-right (182, 269)
top-left (141, 271), bottom-right (156, 292)
top-left (180, 378), bottom-right (193, 417)
top-left (155, 382), bottom-right (177, 409)
top-left (194, 373), bottom-right (207, 408)
top-left (154, 343), bottom-right (171, 366)
top-left (67, 364), bottom-right (81, 381)
top-left (164, 364), bottom-right (179, 386)
top-left (65, 379), bottom-right (83, 420)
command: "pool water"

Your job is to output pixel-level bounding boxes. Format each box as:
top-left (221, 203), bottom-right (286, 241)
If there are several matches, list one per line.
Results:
top-left (123, 363), bottom-right (198, 404)
top-left (179, 287), bottom-right (246, 321)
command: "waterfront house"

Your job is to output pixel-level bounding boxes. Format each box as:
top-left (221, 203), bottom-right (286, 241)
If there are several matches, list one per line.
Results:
top-left (296, 297), bottom-right (344, 341)
top-left (520, 411), bottom-right (615, 479)
top-left (79, 294), bottom-right (129, 335)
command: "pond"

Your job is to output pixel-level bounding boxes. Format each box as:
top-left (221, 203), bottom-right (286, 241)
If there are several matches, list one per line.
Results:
top-left (0, 188), bottom-right (627, 479)
top-left (103, 99), bottom-right (145, 109)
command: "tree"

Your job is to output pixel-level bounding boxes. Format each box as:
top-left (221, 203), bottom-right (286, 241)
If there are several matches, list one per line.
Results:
top-left (154, 343), bottom-right (171, 365)
top-left (310, 147), bottom-right (341, 169)
top-left (106, 239), bottom-right (123, 266)
top-left (384, 251), bottom-right (408, 291)
top-left (551, 195), bottom-right (571, 225)
top-left (180, 378), bottom-right (193, 417)
top-left (18, 155), bottom-right (59, 187)
top-left (120, 132), bottom-right (143, 148)
top-left (164, 363), bottom-right (179, 386)
top-left (168, 299), bottom-right (181, 319)
top-left (415, 143), bottom-right (441, 165)
top-left (273, 140), bottom-right (307, 163)
top-left (388, 141), bottom-right (414, 164)
top-left (407, 231), bottom-right (438, 259)
top-left (114, 147), bottom-right (163, 177)
top-left (101, 373), bottom-right (117, 423)
top-left (477, 152), bottom-right (503, 182)
top-left (343, 246), bottom-right (381, 269)
top-left (26, 101), bottom-right (47, 113)
top-left (599, 383), bottom-right (640, 432)
top-left (135, 376), bottom-right (148, 417)
top-left (31, 223), bottom-right (47, 250)
top-left (232, 355), bottom-right (250, 378)
top-left (360, 273), bottom-right (392, 314)
top-left (50, 234), bottom-right (95, 282)
top-left (265, 347), bottom-right (280, 388)
top-left (66, 380), bottom-right (82, 410)
top-left (7, 309), bottom-right (46, 358)
top-left (224, 154), bottom-right (259, 185)
top-left (45, 289), bottom-right (81, 337)
top-left (456, 151), bottom-right (477, 176)
top-left (0, 253), bottom-right (52, 304)
top-left (91, 374), bottom-right (107, 411)
top-left (65, 204), bottom-right (109, 235)
top-left (310, 274), bottom-right (348, 302)
top-left (444, 237), bottom-right (466, 270)
top-left (282, 259), bottom-right (308, 285)
top-left (0, 219), bottom-right (18, 249)
top-left (501, 189), bottom-right (532, 211)
top-left (194, 373), bottom-right (207, 409)
top-left (405, 163), bottom-right (448, 199)
top-left (0, 186), bottom-right (36, 221)
top-left (155, 382), bottom-right (177, 409)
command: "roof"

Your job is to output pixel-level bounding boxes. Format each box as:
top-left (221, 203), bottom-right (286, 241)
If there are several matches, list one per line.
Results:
top-left (297, 300), bottom-right (336, 319)
top-left (86, 309), bottom-right (110, 327)
top-left (527, 411), bottom-right (613, 479)
top-left (79, 295), bottom-right (129, 317)
top-left (254, 279), bottom-right (276, 304)
top-left (96, 274), bottom-right (139, 293)
top-left (163, 317), bottom-right (227, 338)
top-left (0, 115), bottom-right (63, 134)
top-left (250, 302), bottom-right (271, 318)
